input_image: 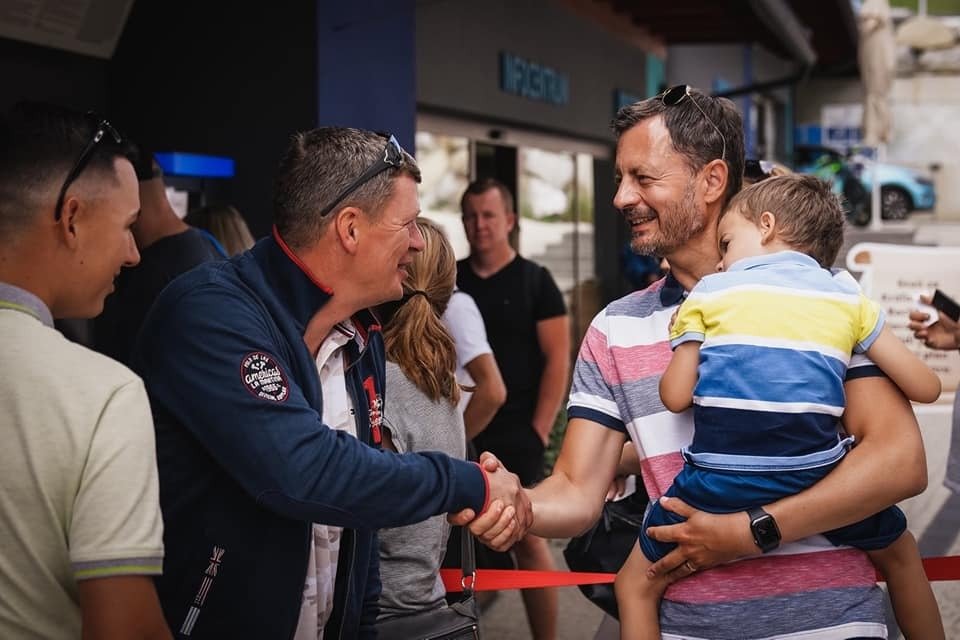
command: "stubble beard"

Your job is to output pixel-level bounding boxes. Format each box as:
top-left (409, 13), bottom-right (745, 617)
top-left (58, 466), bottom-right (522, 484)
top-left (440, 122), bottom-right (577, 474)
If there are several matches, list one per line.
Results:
top-left (630, 183), bottom-right (705, 256)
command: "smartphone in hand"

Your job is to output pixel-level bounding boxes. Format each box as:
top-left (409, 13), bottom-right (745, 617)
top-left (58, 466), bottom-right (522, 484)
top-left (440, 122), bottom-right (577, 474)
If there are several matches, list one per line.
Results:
top-left (932, 289), bottom-right (960, 322)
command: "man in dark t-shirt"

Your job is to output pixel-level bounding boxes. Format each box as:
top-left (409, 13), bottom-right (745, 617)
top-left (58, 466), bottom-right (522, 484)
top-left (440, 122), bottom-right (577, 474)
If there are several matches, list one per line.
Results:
top-left (457, 178), bottom-right (569, 640)
top-left (94, 155), bottom-right (225, 364)
top-left (456, 257), bottom-right (567, 478)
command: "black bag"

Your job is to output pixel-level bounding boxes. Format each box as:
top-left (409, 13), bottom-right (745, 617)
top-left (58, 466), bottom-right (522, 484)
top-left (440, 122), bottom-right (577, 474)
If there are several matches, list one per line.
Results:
top-left (375, 528), bottom-right (481, 639)
top-left (562, 488), bottom-right (648, 619)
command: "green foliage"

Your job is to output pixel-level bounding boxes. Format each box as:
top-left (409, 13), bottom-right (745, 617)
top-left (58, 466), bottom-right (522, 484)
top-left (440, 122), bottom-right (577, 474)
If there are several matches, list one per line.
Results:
top-left (889, 0), bottom-right (960, 15)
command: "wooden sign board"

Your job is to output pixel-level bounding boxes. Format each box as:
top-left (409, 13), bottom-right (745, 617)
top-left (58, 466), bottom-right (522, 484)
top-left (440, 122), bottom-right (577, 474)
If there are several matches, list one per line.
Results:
top-left (846, 243), bottom-right (960, 394)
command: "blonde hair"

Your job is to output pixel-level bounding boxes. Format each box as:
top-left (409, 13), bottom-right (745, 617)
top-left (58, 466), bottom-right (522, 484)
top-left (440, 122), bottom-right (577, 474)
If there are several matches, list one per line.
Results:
top-left (382, 218), bottom-right (460, 403)
top-left (185, 204), bottom-right (256, 256)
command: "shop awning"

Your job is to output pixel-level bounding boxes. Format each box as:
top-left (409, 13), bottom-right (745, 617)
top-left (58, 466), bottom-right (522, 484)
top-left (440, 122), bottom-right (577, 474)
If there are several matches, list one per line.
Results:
top-left (587, 0), bottom-right (859, 70)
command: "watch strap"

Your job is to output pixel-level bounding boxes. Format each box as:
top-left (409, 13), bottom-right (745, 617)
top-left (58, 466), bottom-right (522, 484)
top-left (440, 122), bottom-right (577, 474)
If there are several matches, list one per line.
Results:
top-left (747, 506), bottom-right (768, 523)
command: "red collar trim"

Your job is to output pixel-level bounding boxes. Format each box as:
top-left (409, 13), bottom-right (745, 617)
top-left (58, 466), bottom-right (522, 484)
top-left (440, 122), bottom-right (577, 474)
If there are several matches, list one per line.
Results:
top-left (272, 225), bottom-right (334, 295)
top-left (352, 317), bottom-right (381, 342)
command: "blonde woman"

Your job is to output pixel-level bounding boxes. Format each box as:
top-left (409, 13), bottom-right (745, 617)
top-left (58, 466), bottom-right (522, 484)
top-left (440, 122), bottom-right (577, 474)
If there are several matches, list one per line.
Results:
top-left (376, 217), bottom-right (466, 621)
top-left (184, 203), bottom-right (255, 256)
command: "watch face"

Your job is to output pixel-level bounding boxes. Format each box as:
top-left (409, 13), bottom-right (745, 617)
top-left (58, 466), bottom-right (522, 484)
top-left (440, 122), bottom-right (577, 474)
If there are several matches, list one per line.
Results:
top-left (752, 513), bottom-right (781, 551)
top-left (754, 516), bottom-right (778, 542)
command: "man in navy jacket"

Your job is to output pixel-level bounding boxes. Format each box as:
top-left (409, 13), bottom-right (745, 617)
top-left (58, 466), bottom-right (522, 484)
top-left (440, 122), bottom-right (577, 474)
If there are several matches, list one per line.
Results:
top-left (134, 128), bottom-right (529, 639)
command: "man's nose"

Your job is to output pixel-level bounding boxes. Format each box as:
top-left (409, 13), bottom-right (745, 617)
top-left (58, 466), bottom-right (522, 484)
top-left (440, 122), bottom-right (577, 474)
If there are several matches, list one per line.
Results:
top-left (409, 223), bottom-right (425, 252)
top-left (613, 182), bottom-right (636, 212)
top-left (126, 236), bottom-right (141, 267)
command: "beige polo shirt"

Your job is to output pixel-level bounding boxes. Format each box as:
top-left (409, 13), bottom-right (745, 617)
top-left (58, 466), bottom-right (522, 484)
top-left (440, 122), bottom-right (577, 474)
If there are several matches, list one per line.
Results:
top-left (0, 287), bottom-right (164, 639)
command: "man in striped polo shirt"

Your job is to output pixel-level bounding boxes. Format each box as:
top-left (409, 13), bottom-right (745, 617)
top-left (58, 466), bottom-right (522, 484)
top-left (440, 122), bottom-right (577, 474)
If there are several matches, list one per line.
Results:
top-left (518, 87), bottom-right (929, 639)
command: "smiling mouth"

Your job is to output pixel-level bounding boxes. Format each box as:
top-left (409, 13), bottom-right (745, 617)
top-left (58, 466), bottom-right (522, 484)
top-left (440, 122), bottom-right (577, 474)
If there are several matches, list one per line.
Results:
top-left (626, 215), bottom-right (657, 228)
top-left (622, 206), bottom-right (657, 227)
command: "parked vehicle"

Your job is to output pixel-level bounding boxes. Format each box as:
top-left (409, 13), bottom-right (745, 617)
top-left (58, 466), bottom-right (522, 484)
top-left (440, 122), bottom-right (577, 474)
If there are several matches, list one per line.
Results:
top-left (794, 145), bottom-right (936, 221)
top-left (850, 152), bottom-right (937, 220)
top-left (793, 145), bottom-right (870, 226)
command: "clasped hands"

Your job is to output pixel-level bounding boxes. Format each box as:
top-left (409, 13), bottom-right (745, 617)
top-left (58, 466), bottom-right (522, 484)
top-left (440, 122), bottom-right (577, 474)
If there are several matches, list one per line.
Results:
top-left (449, 453), bottom-right (757, 579)
top-left (448, 452), bottom-right (532, 551)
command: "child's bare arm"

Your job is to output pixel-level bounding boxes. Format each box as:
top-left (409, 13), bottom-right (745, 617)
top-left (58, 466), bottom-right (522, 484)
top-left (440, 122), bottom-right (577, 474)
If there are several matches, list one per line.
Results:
top-left (865, 326), bottom-right (941, 403)
top-left (659, 342), bottom-right (700, 412)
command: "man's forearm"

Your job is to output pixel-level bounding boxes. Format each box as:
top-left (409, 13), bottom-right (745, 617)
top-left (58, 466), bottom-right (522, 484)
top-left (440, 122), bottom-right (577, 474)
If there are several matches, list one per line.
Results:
top-left (527, 418), bottom-right (625, 538)
top-left (527, 471), bottom-right (602, 538)
top-left (767, 375), bottom-right (927, 544)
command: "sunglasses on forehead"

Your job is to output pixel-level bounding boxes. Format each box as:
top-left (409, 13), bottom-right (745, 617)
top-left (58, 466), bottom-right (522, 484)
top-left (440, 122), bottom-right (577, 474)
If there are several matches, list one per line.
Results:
top-left (660, 84), bottom-right (727, 162)
top-left (317, 134), bottom-right (405, 218)
top-left (53, 113), bottom-right (123, 221)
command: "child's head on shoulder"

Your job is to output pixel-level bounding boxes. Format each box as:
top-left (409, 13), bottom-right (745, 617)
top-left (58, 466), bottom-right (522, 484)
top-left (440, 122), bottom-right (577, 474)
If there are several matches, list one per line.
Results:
top-left (717, 174), bottom-right (844, 272)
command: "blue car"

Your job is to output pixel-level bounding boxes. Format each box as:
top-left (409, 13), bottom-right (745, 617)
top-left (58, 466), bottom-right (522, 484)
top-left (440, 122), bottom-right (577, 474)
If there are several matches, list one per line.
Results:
top-left (794, 145), bottom-right (936, 220)
top-left (853, 155), bottom-right (936, 220)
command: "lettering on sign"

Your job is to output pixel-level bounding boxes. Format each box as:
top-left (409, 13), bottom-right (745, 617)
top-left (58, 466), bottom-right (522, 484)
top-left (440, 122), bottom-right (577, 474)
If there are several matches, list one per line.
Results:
top-left (500, 52), bottom-right (569, 106)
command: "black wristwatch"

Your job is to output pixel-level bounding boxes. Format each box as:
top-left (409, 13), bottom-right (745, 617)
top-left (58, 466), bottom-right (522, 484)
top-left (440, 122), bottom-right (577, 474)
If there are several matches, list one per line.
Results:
top-left (747, 507), bottom-right (781, 553)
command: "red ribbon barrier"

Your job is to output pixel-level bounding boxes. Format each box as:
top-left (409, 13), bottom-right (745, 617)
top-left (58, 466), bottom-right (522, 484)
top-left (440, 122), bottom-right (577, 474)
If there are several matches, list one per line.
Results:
top-left (441, 568), bottom-right (614, 592)
top-left (914, 554), bottom-right (960, 582)
top-left (441, 555), bottom-right (960, 592)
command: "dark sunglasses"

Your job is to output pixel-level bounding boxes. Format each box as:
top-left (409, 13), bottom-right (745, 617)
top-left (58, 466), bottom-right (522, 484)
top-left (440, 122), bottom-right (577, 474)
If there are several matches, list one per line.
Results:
top-left (54, 113), bottom-right (123, 221)
top-left (317, 134), bottom-right (404, 218)
top-left (660, 85), bottom-right (727, 162)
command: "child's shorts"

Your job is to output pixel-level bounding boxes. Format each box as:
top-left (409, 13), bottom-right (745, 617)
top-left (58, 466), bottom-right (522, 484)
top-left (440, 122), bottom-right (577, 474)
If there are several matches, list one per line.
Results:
top-left (638, 462), bottom-right (907, 563)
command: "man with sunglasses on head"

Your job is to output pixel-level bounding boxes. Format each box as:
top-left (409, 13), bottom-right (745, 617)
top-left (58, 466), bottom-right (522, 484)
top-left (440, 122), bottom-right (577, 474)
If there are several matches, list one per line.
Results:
top-left (461, 86), bottom-right (929, 639)
top-left (132, 127), bottom-right (530, 639)
top-left (0, 102), bottom-right (170, 639)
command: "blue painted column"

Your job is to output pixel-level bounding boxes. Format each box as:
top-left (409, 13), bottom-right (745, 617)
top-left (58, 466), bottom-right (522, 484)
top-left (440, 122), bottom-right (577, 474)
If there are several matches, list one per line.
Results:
top-left (316, 0), bottom-right (417, 152)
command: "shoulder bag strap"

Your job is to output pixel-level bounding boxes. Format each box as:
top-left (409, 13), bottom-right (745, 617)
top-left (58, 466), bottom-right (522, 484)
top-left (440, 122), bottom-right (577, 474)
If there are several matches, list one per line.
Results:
top-left (461, 528), bottom-right (477, 597)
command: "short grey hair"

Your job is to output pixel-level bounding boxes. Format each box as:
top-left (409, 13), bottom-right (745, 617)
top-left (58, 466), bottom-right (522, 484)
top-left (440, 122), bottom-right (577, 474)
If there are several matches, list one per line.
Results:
top-left (612, 87), bottom-right (745, 206)
top-left (273, 127), bottom-right (421, 249)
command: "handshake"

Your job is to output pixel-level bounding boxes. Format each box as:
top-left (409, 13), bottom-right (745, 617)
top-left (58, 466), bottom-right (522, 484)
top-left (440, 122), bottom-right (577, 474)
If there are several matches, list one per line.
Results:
top-left (449, 452), bottom-right (534, 551)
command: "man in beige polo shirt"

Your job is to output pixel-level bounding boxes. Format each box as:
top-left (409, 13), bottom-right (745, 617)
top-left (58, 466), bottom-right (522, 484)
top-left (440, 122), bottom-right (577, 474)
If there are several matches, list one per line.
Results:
top-left (0, 102), bottom-right (169, 639)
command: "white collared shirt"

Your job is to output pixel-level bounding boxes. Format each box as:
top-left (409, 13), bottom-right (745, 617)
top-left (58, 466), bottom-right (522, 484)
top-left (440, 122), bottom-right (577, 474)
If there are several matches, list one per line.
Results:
top-left (294, 322), bottom-right (359, 640)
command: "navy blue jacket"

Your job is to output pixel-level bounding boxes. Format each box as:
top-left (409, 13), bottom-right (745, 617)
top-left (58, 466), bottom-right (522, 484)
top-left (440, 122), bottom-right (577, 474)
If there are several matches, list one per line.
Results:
top-left (134, 232), bottom-right (487, 639)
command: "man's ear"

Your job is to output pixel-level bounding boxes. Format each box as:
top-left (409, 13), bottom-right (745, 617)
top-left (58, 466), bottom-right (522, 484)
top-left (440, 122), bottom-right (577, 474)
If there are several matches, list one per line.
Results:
top-left (758, 210), bottom-right (777, 244)
top-left (506, 210), bottom-right (517, 233)
top-left (701, 158), bottom-right (729, 206)
top-left (57, 195), bottom-right (83, 250)
top-left (333, 206), bottom-right (362, 255)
